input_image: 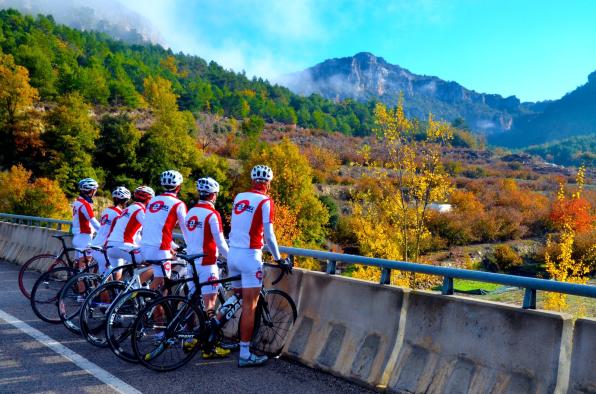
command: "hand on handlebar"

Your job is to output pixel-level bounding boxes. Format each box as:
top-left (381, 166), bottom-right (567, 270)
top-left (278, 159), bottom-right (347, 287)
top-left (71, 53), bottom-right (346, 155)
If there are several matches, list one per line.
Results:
top-left (275, 257), bottom-right (293, 275)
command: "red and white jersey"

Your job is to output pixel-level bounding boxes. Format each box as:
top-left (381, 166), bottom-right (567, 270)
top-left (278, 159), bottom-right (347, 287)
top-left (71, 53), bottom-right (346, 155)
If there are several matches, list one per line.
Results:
top-left (183, 202), bottom-right (224, 265)
top-left (72, 197), bottom-right (100, 235)
top-left (229, 190), bottom-right (274, 249)
top-left (140, 193), bottom-right (188, 250)
top-left (91, 206), bottom-right (122, 247)
top-left (107, 202), bottom-right (145, 245)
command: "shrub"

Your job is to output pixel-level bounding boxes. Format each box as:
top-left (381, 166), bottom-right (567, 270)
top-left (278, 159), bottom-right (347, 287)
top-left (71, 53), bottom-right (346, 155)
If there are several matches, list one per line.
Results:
top-left (0, 165), bottom-right (70, 219)
top-left (488, 244), bottom-right (522, 272)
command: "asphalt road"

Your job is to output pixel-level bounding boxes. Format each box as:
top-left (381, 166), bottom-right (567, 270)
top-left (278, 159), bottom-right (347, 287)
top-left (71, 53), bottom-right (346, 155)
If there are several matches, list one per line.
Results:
top-left (0, 261), bottom-right (373, 394)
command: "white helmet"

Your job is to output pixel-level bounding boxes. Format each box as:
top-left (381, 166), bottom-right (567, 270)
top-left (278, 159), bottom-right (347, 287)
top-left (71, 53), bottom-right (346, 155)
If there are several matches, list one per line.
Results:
top-left (251, 165), bottom-right (273, 181)
top-left (112, 186), bottom-right (131, 200)
top-left (160, 170), bottom-right (183, 189)
top-left (134, 185), bottom-right (155, 202)
top-left (196, 177), bottom-right (220, 193)
top-left (78, 178), bottom-right (98, 192)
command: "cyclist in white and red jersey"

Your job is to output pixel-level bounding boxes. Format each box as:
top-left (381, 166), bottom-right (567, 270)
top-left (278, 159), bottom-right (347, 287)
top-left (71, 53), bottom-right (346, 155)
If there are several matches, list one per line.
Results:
top-left (106, 186), bottom-right (155, 279)
top-left (182, 177), bottom-right (231, 359)
top-left (72, 178), bottom-right (100, 263)
top-left (90, 186), bottom-right (130, 274)
top-left (227, 165), bottom-right (290, 367)
top-left (140, 170), bottom-right (190, 290)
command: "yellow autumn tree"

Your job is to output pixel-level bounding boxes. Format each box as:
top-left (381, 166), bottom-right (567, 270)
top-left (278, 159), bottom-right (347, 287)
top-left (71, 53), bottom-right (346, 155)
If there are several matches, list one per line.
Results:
top-left (349, 97), bottom-right (453, 289)
top-left (544, 166), bottom-right (593, 311)
top-left (0, 165), bottom-right (70, 219)
top-left (0, 52), bottom-right (40, 166)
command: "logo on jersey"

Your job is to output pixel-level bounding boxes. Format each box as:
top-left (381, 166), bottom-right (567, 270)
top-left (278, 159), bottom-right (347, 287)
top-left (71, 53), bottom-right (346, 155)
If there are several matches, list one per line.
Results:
top-left (255, 269), bottom-right (263, 281)
top-left (149, 200), bottom-right (169, 213)
top-left (233, 200), bottom-right (254, 215)
top-left (100, 214), bottom-right (110, 226)
top-left (186, 216), bottom-right (203, 231)
top-left (208, 274), bottom-right (218, 290)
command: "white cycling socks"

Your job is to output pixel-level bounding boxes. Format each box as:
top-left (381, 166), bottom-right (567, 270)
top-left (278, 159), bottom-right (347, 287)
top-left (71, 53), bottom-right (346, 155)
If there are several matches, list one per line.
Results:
top-left (239, 341), bottom-right (251, 359)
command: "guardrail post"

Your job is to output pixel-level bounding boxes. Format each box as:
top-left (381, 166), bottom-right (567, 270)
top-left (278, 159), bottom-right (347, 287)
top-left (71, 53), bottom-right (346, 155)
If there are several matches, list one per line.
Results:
top-left (442, 277), bottom-right (454, 295)
top-left (380, 267), bottom-right (391, 285)
top-left (326, 260), bottom-right (336, 275)
top-left (523, 288), bottom-right (536, 309)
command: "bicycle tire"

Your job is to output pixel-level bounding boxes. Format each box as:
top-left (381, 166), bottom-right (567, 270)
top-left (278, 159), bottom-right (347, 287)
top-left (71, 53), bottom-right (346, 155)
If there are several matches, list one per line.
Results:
top-left (132, 296), bottom-right (205, 372)
top-left (19, 254), bottom-right (67, 299)
top-left (79, 281), bottom-right (126, 347)
top-left (30, 266), bottom-right (77, 323)
top-left (58, 272), bottom-right (102, 335)
top-left (251, 289), bottom-right (297, 357)
top-left (105, 288), bottom-right (161, 363)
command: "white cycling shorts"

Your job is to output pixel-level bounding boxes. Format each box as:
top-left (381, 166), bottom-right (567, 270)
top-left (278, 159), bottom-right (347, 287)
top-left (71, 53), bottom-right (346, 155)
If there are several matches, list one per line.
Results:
top-left (186, 263), bottom-right (220, 295)
top-left (72, 234), bottom-right (92, 259)
top-left (106, 241), bottom-right (139, 271)
top-left (141, 246), bottom-right (172, 278)
top-left (228, 247), bottom-right (263, 289)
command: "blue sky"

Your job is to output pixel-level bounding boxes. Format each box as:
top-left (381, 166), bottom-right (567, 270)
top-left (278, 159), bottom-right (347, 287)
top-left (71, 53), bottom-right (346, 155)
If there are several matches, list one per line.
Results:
top-left (124, 0), bottom-right (596, 102)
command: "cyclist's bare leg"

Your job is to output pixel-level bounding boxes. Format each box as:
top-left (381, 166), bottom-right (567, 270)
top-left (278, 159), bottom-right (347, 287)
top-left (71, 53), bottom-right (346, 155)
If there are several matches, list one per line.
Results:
top-left (239, 287), bottom-right (260, 342)
top-left (203, 294), bottom-right (217, 314)
top-left (77, 255), bottom-right (92, 292)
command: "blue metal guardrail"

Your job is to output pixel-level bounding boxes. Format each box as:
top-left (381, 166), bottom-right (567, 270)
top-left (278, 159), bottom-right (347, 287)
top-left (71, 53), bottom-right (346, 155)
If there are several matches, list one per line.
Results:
top-left (1, 212), bottom-right (594, 309)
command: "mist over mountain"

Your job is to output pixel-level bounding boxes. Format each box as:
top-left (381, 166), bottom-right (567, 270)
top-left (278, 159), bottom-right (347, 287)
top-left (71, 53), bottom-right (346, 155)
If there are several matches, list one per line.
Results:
top-left (0, 0), bottom-right (164, 45)
top-left (281, 52), bottom-right (546, 135)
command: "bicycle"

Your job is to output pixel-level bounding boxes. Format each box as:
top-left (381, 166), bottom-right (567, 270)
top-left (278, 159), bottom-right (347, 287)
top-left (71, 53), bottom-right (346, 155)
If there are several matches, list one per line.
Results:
top-left (79, 247), bottom-right (186, 348)
top-left (29, 248), bottom-right (98, 324)
top-left (105, 256), bottom-right (232, 363)
top-left (131, 254), bottom-right (296, 372)
top-left (18, 234), bottom-right (77, 299)
top-left (58, 246), bottom-right (134, 335)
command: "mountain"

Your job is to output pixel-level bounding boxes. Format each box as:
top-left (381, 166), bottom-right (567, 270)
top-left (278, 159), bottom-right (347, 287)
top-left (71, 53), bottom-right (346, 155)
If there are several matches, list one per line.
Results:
top-left (282, 52), bottom-right (540, 134)
top-left (0, 0), bottom-right (164, 45)
top-left (490, 71), bottom-right (596, 147)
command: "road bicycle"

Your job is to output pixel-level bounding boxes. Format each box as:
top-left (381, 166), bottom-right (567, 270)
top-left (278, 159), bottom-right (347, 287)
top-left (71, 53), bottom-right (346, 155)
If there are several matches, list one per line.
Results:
top-left (29, 247), bottom-right (98, 324)
top-left (18, 234), bottom-right (77, 299)
top-left (131, 255), bottom-right (297, 372)
top-left (58, 246), bottom-right (134, 335)
top-left (79, 247), bottom-right (186, 348)
top-left (105, 256), bottom-right (232, 363)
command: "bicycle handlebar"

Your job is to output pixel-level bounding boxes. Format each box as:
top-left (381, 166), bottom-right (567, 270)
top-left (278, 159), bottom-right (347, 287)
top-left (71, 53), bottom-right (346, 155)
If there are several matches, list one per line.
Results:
top-left (264, 259), bottom-right (293, 286)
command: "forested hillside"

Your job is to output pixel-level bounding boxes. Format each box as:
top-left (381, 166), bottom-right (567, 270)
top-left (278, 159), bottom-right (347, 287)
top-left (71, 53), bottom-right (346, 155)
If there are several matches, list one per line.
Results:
top-left (0, 9), bottom-right (376, 136)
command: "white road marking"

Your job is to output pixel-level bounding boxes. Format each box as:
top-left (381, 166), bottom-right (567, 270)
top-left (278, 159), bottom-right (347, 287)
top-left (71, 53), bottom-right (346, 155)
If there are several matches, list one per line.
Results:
top-left (0, 308), bottom-right (142, 394)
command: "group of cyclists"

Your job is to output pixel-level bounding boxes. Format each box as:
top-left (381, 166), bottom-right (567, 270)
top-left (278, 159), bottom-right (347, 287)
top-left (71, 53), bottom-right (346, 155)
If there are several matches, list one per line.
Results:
top-left (70, 165), bottom-right (290, 367)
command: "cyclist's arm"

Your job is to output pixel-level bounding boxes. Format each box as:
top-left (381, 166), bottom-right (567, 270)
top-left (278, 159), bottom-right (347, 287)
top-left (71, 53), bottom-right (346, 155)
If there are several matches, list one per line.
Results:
top-left (209, 211), bottom-right (229, 259)
top-left (173, 202), bottom-right (188, 250)
top-left (262, 200), bottom-right (281, 260)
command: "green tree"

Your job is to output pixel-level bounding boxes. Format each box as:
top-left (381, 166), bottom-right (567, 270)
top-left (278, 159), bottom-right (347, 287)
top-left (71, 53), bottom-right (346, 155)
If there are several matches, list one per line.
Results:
top-left (42, 92), bottom-right (100, 195)
top-left (95, 114), bottom-right (141, 188)
top-left (138, 76), bottom-right (201, 185)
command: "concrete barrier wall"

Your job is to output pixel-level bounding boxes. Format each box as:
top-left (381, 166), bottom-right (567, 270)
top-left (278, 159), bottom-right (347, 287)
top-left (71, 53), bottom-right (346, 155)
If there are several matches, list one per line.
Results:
top-left (0, 222), bottom-right (67, 266)
top-left (2, 222), bottom-right (595, 393)
top-left (386, 292), bottom-right (572, 394)
top-left (568, 318), bottom-right (596, 394)
top-left (283, 270), bottom-right (406, 387)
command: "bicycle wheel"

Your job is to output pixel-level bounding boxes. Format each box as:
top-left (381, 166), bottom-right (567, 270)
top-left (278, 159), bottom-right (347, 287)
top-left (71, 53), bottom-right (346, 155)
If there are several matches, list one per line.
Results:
top-left (19, 254), bottom-right (67, 299)
top-left (58, 272), bottom-right (102, 335)
top-left (80, 281), bottom-right (126, 347)
top-left (132, 296), bottom-right (205, 372)
top-left (251, 289), bottom-right (297, 357)
top-left (106, 289), bottom-right (160, 363)
top-left (30, 267), bottom-right (77, 323)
